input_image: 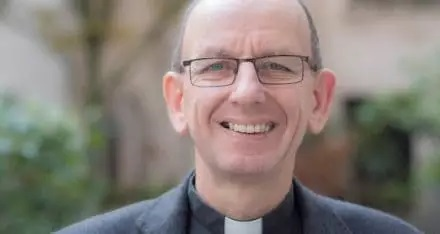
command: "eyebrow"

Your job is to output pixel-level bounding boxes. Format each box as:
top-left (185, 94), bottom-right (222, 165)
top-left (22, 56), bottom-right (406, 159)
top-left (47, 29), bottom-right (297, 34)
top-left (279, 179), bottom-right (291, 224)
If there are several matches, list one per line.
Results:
top-left (257, 47), bottom-right (303, 57)
top-left (193, 47), bottom-right (235, 58)
top-left (190, 46), bottom-right (304, 59)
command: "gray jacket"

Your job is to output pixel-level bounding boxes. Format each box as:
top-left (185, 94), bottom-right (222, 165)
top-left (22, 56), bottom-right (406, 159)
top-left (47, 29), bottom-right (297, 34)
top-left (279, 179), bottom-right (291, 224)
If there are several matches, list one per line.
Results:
top-left (56, 172), bottom-right (422, 234)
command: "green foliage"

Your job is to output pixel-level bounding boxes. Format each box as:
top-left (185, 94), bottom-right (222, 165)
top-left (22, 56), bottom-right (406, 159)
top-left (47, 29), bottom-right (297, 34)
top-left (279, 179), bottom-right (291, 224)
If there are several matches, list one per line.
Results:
top-left (424, 155), bottom-right (440, 185)
top-left (356, 53), bottom-right (440, 136)
top-left (351, 50), bottom-right (440, 214)
top-left (0, 94), bottom-right (103, 233)
top-left (355, 50), bottom-right (440, 182)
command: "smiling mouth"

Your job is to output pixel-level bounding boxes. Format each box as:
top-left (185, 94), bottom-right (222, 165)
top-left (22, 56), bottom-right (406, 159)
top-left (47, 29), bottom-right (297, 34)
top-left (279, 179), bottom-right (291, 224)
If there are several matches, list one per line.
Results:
top-left (220, 122), bottom-right (275, 134)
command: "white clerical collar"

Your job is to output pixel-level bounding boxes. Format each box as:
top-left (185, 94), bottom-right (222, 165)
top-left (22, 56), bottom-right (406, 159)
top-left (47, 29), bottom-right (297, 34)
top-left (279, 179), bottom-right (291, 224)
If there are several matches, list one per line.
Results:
top-left (225, 217), bottom-right (262, 234)
top-left (187, 173), bottom-right (300, 234)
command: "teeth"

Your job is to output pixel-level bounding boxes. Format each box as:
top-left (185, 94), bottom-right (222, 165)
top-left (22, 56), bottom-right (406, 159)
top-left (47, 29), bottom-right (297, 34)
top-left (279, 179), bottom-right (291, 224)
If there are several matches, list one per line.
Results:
top-left (227, 122), bottom-right (273, 134)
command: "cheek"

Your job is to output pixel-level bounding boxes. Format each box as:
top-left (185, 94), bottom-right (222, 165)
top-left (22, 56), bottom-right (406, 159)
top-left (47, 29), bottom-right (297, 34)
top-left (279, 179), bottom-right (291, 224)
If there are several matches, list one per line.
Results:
top-left (274, 87), bottom-right (313, 129)
top-left (183, 89), bottom-right (225, 129)
top-left (294, 86), bottom-right (315, 117)
top-left (276, 88), bottom-right (306, 114)
top-left (183, 94), bottom-right (199, 128)
top-left (299, 96), bottom-right (313, 117)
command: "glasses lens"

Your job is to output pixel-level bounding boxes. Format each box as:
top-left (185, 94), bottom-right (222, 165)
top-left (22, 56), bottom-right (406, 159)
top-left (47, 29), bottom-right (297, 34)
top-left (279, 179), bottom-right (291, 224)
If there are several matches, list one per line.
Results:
top-left (256, 56), bottom-right (304, 84)
top-left (190, 59), bottom-right (237, 87)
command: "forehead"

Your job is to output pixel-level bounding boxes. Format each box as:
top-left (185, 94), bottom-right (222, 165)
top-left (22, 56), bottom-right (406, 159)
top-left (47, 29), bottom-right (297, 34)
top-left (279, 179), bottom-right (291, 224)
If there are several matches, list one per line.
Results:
top-left (182, 0), bottom-right (310, 59)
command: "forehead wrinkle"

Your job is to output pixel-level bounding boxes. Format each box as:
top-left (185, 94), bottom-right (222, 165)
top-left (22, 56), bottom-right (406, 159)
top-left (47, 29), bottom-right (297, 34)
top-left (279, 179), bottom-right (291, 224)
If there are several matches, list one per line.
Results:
top-left (251, 30), bottom-right (308, 57)
top-left (192, 47), bottom-right (235, 59)
top-left (190, 35), bottom-right (303, 60)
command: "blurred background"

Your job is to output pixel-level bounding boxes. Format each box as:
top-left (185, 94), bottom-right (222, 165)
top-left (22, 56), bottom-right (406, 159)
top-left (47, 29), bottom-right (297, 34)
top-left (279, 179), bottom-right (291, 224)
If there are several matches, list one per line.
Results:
top-left (0, 0), bottom-right (439, 233)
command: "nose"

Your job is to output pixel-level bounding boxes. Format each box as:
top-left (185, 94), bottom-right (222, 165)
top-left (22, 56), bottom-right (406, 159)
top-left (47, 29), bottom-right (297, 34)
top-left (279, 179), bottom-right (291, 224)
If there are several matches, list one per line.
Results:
top-left (228, 62), bottom-right (266, 105)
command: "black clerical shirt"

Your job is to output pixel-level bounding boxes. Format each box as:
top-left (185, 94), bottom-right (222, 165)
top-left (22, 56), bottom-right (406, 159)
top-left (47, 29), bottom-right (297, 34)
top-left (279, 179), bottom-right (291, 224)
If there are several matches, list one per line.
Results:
top-left (187, 175), bottom-right (303, 234)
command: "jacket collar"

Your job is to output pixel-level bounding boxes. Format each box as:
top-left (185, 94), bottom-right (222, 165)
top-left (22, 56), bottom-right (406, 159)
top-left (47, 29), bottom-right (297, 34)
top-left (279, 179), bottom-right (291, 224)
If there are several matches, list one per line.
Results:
top-left (135, 172), bottom-right (192, 234)
top-left (136, 171), bottom-right (352, 234)
top-left (294, 181), bottom-right (352, 234)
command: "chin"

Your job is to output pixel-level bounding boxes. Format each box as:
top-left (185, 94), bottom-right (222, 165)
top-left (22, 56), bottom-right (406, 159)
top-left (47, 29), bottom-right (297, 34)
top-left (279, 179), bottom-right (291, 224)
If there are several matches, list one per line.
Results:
top-left (217, 154), bottom-right (280, 176)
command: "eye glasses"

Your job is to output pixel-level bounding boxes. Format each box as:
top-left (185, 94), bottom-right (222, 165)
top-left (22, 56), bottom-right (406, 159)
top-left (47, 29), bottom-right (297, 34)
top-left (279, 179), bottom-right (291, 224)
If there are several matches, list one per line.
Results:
top-left (181, 55), bottom-right (312, 87)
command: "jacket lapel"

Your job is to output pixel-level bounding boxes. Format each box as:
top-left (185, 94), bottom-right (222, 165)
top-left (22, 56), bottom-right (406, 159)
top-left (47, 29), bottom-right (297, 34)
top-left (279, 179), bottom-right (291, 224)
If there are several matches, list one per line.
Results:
top-left (295, 181), bottom-right (352, 234)
top-left (136, 174), bottom-right (192, 234)
top-left (136, 171), bottom-right (353, 234)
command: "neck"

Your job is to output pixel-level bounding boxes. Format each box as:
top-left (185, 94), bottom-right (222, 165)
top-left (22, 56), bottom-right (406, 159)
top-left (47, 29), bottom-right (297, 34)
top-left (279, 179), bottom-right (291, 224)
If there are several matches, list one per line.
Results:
top-left (194, 157), bottom-right (294, 221)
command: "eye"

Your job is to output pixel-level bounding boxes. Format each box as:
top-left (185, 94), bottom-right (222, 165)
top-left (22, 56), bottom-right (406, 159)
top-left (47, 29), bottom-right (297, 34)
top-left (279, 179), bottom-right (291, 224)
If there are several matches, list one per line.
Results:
top-left (192, 59), bottom-right (235, 76)
top-left (208, 63), bottom-right (225, 71)
top-left (266, 63), bottom-right (291, 72)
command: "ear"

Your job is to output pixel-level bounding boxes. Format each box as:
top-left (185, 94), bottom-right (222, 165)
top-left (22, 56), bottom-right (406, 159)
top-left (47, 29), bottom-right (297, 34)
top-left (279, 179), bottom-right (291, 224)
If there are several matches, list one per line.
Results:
top-left (308, 69), bottom-right (336, 134)
top-left (163, 71), bottom-right (188, 135)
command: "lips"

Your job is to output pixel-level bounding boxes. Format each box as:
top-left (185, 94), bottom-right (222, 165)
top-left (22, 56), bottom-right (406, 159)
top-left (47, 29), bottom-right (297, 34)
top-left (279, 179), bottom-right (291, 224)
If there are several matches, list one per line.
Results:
top-left (220, 122), bottom-right (275, 134)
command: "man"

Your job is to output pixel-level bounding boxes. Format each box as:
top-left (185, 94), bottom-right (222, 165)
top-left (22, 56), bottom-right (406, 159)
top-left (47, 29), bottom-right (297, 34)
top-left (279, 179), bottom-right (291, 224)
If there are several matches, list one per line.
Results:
top-left (56, 0), bottom-right (422, 233)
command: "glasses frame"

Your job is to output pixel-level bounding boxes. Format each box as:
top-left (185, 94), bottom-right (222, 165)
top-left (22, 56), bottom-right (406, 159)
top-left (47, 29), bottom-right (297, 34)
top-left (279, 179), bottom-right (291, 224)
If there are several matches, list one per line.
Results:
top-left (181, 54), bottom-right (312, 87)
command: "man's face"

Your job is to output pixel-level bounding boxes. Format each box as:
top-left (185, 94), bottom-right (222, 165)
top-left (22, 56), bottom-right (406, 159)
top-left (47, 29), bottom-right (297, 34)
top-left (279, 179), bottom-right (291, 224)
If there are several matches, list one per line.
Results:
top-left (164, 0), bottom-right (335, 177)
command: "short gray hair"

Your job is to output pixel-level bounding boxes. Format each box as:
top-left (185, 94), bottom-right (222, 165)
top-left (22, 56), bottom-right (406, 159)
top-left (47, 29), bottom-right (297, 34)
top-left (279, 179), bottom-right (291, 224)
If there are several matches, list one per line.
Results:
top-left (170, 0), bottom-right (322, 73)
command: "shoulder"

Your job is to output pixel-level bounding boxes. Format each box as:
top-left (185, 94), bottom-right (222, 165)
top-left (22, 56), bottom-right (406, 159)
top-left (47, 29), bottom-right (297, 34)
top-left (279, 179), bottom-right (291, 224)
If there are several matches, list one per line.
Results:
top-left (319, 195), bottom-right (422, 234)
top-left (54, 200), bottom-right (153, 234)
top-left (54, 177), bottom-right (190, 234)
